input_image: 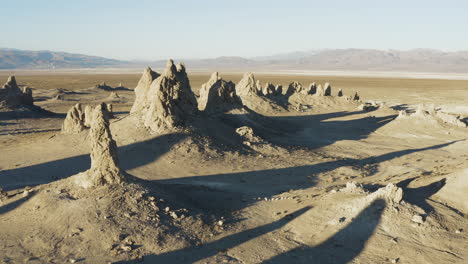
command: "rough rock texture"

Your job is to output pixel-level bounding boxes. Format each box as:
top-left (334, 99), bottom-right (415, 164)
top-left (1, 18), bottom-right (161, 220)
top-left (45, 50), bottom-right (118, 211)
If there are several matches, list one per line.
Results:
top-left (286, 82), bottom-right (302, 96)
top-left (323, 83), bottom-right (331, 96)
top-left (235, 72), bottom-right (260, 97)
top-left (198, 72), bottom-right (241, 112)
top-left (84, 105), bottom-right (93, 127)
top-left (398, 104), bottom-right (467, 127)
top-left (80, 103), bottom-right (125, 187)
top-left (255, 80), bottom-right (263, 94)
top-left (138, 60), bottom-right (198, 133)
top-left (316, 84), bottom-right (324, 96)
top-left (130, 67), bottom-right (160, 113)
top-left (62, 103), bottom-right (86, 134)
top-left (235, 126), bottom-right (263, 144)
top-left (262, 83), bottom-right (275, 96)
top-left (0, 76), bottom-right (34, 108)
top-left (307, 83), bottom-right (317, 95)
top-left (337, 88), bottom-right (343, 97)
top-left (436, 112), bottom-right (467, 127)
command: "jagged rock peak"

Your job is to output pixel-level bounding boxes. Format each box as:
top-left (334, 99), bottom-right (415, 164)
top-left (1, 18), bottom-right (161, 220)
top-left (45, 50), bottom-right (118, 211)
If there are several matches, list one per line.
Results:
top-left (130, 67), bottom-right (160, 113)
top-left (140, 59), bottom-right (198, 132)
top-left (85, 103), bottom-right (125, 187)
top-left (235, 72), bottom-right (259, 97)
top-left (198, 72), bottom-right (240, 112)
top-left (62, 103), bottom-right (86, 134)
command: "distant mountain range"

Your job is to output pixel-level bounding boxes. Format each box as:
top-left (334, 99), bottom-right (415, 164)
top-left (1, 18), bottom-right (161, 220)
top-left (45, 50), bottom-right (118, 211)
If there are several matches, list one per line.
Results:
top-left (2, 48), bottom-right (468, 73)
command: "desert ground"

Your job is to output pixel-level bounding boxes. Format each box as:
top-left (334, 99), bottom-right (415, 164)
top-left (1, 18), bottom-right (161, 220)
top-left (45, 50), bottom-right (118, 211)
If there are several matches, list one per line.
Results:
top-left (0, 66), bottom-right (467, 264)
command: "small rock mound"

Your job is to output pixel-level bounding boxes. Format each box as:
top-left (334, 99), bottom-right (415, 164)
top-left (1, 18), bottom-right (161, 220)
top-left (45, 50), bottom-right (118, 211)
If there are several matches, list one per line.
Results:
top-left (235, 72), bottom-right (260, 97)
top-left (108, 91), bottom-right (120, 100)
top-left (337, 88), bottom-right (343, 97)
top-left (62, 103), bottom-right (113, 134)
top-left (130, 67), bottom-right (160, 113)
top-left (235, 126), bottom-right (263, 145)
top-left (0, 76), bottom-right (34, 109)
top-left (94, 82), bottom-right (113, 91)
top-left (397, 104), bottom-right (467, 127)
top-left (62, 103), bottom-right (86, 134)
top-left (198, 72), bottom-right (241, 113)
top-left (138, 60), bottom-right (198, 133)
top-left (76, 103), bottom-right (126, 188)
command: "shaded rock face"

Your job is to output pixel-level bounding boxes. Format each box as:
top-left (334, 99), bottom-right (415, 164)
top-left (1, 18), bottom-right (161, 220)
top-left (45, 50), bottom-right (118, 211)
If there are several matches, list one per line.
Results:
top-left (85, 103), bottom-right (125, 187)
top-left (0, 76), bottom-right (34, 108)
top-left (262, 83), bottom-right (275, 96)
top-left (198, 72), bottom-right (241, 112)
top-left (337, 88), bottom-right (343, 97)
top-left (287, 81), bottom-right (302, 96)
top-left (323, 83), bottom-right (331, 96)
top-left (95, 82), bottom-right (113, 91)
top-left (62, 103), bottom-right (86, 134)
top-left (235, 72), bottom-right (260, 97)
top-left (131, 67), bottom-right (160, 113)
top-left (139, 60), bottom-right (198, 133)
top-left (274, 84), bottom-right (283, 96)
top-left (307, 83), bottom-right (317, 95)
top-left (353, 92), bottom-right (360, 101)
top-left (62, 103), bottom-right (113, 134)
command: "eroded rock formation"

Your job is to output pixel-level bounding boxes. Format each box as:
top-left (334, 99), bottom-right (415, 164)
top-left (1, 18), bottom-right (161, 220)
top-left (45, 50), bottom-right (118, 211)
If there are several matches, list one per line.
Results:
top-left (81, 103), bottom-right (125, 187)
top-left (0, 76), bottom-right (34, 108)
top-left (135, 60), bottom-right (198, 133)
top-left (62, 103), bottom-right (86, 134)
top-left (130, 67), bottom-right (160, 113)
top-left (198, 72), bottom-right (241, 112)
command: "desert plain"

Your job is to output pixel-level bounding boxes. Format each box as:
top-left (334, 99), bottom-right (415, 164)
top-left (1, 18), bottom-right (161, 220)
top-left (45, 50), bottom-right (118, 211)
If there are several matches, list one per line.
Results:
top-left (0, 66), bottom-right (467, 264)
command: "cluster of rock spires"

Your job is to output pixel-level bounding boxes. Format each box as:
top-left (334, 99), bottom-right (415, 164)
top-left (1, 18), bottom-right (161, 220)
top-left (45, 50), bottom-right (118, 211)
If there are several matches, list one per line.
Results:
top-left (76, 103), bottom-right (126, 188)
top-left (131, 60), bottom-right (198, 133)
top-left (0, 76), bottom-right (34, 109)
top-left (62, 103), bottom-right (114, 134)
top-left (397, 104), bottom-right (467, 127)
top-left (198, 72), bottom-right (241, 112)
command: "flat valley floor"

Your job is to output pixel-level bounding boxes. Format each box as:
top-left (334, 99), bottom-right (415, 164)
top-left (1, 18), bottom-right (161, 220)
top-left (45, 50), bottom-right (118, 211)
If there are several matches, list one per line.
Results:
top-left (0, 71), bottom-right (467, 263)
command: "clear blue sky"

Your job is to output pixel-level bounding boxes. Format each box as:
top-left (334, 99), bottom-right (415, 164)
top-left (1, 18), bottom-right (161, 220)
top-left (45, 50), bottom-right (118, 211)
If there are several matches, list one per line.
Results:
top-left (1, 0), bottom-right (467, 60)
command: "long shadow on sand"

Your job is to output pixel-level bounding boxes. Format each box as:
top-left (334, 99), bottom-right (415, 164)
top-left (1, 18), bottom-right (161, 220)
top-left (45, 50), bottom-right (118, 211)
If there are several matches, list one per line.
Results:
top-left (115, 199), bottom-right (386, 264)
top-left (157, 141), bottom-right (458, 212)
top-left (0, 133), bottom-right (188, 191)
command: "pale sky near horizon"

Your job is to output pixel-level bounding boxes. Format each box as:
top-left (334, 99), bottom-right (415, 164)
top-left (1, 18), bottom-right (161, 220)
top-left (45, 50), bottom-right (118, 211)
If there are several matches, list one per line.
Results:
top-left (1, 0), bottom-right (467, 60)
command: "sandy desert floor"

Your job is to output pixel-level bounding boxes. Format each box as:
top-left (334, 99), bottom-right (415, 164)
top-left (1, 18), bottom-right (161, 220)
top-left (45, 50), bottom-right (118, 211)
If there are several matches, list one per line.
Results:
top-left (0, 71), bottom-right (467, 263)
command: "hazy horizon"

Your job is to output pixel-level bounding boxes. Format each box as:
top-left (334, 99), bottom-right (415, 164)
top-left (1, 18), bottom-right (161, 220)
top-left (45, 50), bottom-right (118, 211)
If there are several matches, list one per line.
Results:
top-left (2, 0), bottom-right (467, 60)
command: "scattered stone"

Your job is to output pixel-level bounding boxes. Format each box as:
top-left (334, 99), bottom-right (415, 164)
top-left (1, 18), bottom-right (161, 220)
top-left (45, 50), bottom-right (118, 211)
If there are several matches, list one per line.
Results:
top-left (235, 126), bottom-right (263, 144)
top-left (391, 257), bottom-right (400, 263)
top-left (455, 229), bottom-right (463, 234)
top-left (170, 211), bottom-right (178, 219)
top-left (412, 214), bottom-right (425, 224)
top-left (217, 220), bottom-right (224, 226)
